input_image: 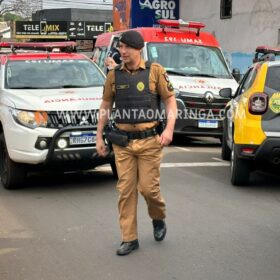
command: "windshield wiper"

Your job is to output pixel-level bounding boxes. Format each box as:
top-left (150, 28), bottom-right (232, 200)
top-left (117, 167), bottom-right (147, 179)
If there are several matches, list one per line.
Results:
top-left (8, 86), bottom-right (41, 89)
top-left (165, 70), bottom-right (188, 76)
top-left (188, 73), bottom-right (218, 78)
top-left (61, 85), bottom-right (89, 88)
top-left (166, 70), bottom-right (217, 78)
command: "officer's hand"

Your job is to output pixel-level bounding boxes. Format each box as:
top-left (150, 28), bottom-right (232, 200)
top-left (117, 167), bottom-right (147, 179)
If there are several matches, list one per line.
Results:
top-left (96, 138), bottom-right (108, 157)
top-left (105, 57), bottom-right (118, 70)
top-left (159, 128), bottom-right (173, 146)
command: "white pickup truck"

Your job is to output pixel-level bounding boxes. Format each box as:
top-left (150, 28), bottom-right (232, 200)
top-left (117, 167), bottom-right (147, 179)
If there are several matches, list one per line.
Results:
top-left (0, 42), bottom-right (115, 189)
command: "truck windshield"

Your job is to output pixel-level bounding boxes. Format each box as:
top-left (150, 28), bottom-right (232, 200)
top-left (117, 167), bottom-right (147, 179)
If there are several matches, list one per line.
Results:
top-left (5, 59), bottom-right (105, 89)
top-left (147, 43), bottom-right (231, 79)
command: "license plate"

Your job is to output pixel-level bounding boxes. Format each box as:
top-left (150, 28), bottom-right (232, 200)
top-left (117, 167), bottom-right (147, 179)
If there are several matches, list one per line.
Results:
top-left (69, 134), bottom-right (96, 145)
top-left (198, 120), bottom-right (218, 128)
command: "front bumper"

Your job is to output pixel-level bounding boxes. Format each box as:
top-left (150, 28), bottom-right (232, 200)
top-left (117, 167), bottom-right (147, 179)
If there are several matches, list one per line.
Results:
top-left (6, 121), bottom-right (113, 166)
top-left (174, 118), bottom-right (223, 136)
top-left (45, 126), bottom-right (113, 168)
top-left (174, 98), bottom-right (224, 136)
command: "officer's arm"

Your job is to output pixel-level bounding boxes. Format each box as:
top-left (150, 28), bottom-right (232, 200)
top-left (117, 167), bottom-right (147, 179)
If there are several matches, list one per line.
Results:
top-left (161, 95), bottom-right (177, 146)
top-left (96, 100), bottom-right (113, 156)
top-left (97, 100), bottom-right (113, 135)
top-left (156, 65), bottom-right (177, 146)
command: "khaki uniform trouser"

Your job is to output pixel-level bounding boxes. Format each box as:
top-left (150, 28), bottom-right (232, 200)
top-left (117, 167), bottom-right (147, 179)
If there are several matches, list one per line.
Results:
top-left (113, 135), bottom-right (166, 242)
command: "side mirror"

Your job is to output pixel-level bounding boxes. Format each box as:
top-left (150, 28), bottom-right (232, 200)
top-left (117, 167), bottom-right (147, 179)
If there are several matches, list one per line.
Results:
top-left (232, 68), bottom-right (241, 82)
top-left (219, 88), bottom-right (232, 98)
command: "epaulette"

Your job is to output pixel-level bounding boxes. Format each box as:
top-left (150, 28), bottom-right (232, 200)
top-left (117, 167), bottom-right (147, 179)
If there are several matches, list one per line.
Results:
top-left (115, 64), bottom-right (122, 71)
top-left (145, 61), bottom-right (152, 68)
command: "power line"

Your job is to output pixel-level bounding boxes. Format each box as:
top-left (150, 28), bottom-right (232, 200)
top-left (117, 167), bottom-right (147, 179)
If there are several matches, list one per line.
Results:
top-left (42, 0), bottom-right (113, 9)
top-left (47, 0), bottom-right (112, 3)
top-left (42, 5), bottom-right (112, 11)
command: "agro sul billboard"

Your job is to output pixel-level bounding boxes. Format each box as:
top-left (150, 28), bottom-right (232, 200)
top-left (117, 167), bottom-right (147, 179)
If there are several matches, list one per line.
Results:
top-left (113, 0), bottom-right (179, 30)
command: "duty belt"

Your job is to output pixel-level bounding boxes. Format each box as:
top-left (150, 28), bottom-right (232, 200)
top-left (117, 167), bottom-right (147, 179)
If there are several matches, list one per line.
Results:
top-left (123, 127), bottom-right (158, 140)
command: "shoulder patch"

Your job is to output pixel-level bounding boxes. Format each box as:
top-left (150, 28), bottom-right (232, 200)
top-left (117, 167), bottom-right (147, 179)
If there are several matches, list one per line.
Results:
top-left (163, 72), bottom-right (170, 83)
top-left (167, 82), bottom-right (174, 91)
top-left (163, 72), bottom-right (174, 91)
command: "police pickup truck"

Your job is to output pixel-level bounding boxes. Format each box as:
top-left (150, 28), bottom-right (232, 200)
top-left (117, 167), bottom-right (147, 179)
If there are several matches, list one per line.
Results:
top-left (0, 42), bottom-right (116, 189)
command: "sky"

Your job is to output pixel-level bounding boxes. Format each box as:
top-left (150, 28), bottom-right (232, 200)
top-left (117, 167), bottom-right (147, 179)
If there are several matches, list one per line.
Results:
top-left (41, 0), bottom-right (113, 10)
top-left (3, 0), bottom-right (112, 11)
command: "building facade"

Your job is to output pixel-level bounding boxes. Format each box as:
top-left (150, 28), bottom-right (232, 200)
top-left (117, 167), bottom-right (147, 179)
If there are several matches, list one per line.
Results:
top-left (32, 8), bottom-right (112, 22)
top-left (13, 9), bottom-right (113, 49)
top-left (180, 0), bottom-right (280, 73)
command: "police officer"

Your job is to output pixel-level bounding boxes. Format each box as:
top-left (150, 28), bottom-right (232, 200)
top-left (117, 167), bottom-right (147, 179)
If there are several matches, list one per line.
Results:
top-left (96, 30), bottom-right (177, 256)
top-left (104, 47), bottom-right (122, 73)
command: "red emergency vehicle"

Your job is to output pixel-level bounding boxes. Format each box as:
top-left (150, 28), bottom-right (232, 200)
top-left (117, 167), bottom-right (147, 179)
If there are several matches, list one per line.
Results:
top-left (94, 19), bottom-right (239, 139)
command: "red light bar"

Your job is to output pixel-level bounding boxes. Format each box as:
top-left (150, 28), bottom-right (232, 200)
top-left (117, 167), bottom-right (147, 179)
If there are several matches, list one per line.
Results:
top-left (253, 46), bottom-right (280, 63)
top-left (255, 45), bottom-right (280, 55)
top-left (157, 19), bottom-right (205, 29)
top-left (0, 41), bottom-right (76, 51)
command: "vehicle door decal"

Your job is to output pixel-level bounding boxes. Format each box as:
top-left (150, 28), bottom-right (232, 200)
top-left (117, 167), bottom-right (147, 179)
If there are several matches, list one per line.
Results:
top-left (261, 65), bottom-right (280, 134)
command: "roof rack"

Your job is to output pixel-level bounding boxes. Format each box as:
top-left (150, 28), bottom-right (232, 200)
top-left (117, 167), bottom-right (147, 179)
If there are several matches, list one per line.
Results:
top-left (253, 45), bottom-right (280, 62)
top-left (0, 41), bottom-right (77, 53)
top-left (157, 19), bottom-right (205, 36)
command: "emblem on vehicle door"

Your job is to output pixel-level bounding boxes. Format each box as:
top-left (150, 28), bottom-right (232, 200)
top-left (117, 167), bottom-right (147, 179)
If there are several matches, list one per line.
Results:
top-left (204, 91), bottom-right (214, 104)
top-left (79, 116), bottom-right (89, 125)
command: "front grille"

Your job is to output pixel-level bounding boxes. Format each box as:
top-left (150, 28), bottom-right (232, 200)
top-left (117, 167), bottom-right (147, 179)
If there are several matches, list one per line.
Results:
top-left (47, 110), bottom-right (98, 128)
top-left (179, 93), bottom-right (229, 120)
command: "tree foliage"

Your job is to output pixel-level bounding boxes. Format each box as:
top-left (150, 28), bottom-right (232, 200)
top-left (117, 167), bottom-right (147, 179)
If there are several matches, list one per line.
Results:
top-left (0, 0), bottom-right (41, 19)
top-left (0, 0), bottom-right (14, 17)
top-left (3, 12), bottom-right (23, 21)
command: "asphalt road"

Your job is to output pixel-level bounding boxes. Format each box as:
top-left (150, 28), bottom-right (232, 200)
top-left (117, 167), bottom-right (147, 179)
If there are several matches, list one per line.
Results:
top-left (0, 137), bottom-right (280, 280)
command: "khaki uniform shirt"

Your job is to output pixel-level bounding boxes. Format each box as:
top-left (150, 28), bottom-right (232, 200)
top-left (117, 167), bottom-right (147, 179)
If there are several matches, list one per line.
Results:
top-left (103, 58), bottom-right (174, 132)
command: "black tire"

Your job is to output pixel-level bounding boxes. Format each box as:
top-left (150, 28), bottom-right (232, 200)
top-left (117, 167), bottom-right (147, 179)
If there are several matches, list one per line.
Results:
top-left (171, 134), bottom-right (184, 145)
top-left (110, 161), bottom-right (118, 180)
top-left (221, 130), bottom-right (231, 162)
top-left (230, 144), bottom-right (251, 186)
top-left (0, 134), bottom-right (26, 189)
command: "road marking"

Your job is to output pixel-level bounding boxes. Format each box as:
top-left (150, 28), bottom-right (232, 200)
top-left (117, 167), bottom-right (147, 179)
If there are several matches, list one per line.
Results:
top-left (96, 161), bottom-right (230, 172)
top-left (0, 248), bottom-right (19, 256)
top-left (212, 157), bottom-right (225, 162)
top-left (175, 147), bottom-right (191, 152)
top-left (160, 162), bottom-right (230, 168)
top-left (173, 147), bottom-right (220, 153)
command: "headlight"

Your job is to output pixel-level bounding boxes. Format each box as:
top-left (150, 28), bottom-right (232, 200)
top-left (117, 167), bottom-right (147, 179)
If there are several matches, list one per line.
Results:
top-left (10, 108), bottom-right (48, 129)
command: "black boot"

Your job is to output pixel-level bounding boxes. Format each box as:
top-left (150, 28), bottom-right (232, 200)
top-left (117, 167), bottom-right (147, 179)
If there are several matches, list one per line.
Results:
top-left (152, 220), bottom-right (167, 241)
top-left (116, 239), bottom-right (139, 256)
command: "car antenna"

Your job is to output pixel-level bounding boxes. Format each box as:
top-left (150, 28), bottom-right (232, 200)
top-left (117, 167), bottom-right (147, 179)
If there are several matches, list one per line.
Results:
top-left (46, 48), bottom-right (51, 59)
top-left (10, 44), bottom-right (16, 54)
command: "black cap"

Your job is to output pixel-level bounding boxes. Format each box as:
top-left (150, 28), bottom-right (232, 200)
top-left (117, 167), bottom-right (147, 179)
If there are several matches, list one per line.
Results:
top-left (119, 30), bottom-right (144, 49)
